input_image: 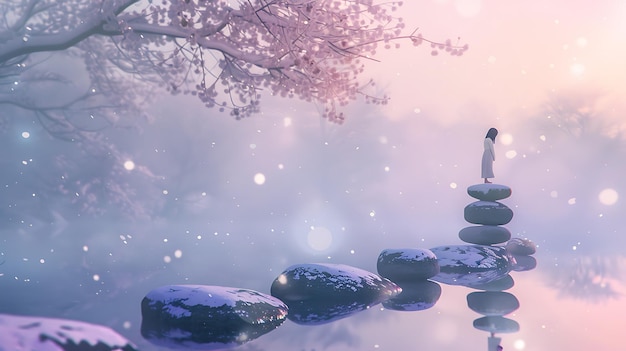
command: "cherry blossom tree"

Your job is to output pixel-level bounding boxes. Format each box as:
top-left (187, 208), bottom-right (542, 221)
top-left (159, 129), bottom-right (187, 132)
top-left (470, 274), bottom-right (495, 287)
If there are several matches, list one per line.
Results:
top-left (0, 0), bottom-right (467, 126)
top-left (0, 0), bottom-right (466, 219)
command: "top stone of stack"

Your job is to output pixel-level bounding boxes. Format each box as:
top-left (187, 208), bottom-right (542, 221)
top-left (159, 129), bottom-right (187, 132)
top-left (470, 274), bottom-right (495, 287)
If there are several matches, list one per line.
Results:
top-left (467, 184), bottom-right (512, 201)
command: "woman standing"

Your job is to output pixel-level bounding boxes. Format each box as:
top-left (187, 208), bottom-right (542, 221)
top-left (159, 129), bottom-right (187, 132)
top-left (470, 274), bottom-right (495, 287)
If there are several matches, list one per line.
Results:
top-left (482, 128), bottom-right (498, 183)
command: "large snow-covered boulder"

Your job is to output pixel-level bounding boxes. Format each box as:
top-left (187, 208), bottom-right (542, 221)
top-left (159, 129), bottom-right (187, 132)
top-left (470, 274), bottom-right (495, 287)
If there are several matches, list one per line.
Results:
top-left (464, 201), bottom-right (514, 225)
top-left (430, 245), bottom-right (511, 286)
top-left (382, 280), bottom-right (442, 311)
top-left (377, 248), bottom-right (440, 281)
top-left (459, 225), bottom-right (511, 245)
top-left (141, 285), bottom-right (288, 350)
top-left (270, 263), bottom-right (400, 324)
top-left (0, 314), bottom-right (137, 351)
top-left (466, 291), bottom-right (520, 316)
top-left (467, 184), bottom-right (512, 201)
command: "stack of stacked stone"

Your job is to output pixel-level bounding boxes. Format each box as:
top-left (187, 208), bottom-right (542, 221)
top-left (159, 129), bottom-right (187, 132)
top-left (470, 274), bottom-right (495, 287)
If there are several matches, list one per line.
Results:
top-left (460, 184), bottom-right (514, 246)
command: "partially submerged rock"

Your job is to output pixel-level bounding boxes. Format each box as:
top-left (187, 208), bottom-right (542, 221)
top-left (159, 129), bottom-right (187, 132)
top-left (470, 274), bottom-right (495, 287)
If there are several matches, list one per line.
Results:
top-left (377, 248), bottom-right (440, 281)
top-left (141, 285), bottom-right (288, 350)
top-left (271, 263), bottom-right (400, 325)
top-left (0, 313), bottom-right (137, 351)
top-left (506, 237), bottom-right (537, 256)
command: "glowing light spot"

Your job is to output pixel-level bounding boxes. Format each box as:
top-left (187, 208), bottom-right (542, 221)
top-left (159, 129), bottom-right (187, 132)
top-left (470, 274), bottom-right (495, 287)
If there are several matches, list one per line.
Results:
top-left (450, 182), bottom-right (457, 189)
top-left (253, 173), bottom-right (266, 185)
top-left (277, 274), bottom-right (287, 284)
top-left (277, 163), bottom-right (284, 170)
top-left (39, 259), bottom-right (45, 264)
top-left (174, 249), bottom-right (182, 258)
top-left (369, 210), bottom-right (376, 217)
top-left (500, 133), bottom-right (513, 145)
top-left (123, 160), bottom-right (135, 171)
top-left (123, 321), bottom-right (132, 329)
top-left (350, 249), bottom-right (355, 254)
top-left (598, 188), bottom-right (618, 205)
top-left (249, 143), bottom-right (257, 149)
top-left (162, 190), bottom-right (169, 195)
top-left (539, 135), bottom-right (546, 141)
top-left (307, 226), bottom-right (333, 251)
top-left (514, 339), bottom-right (526, 350)
top-left (21, 132), bottom-right (30, 139)
top-left (414, 108), bottom-right (421, 114)
top-left (92, 274), bottom-right (100, 282)
top-left (82, 245), bottom-right (89, 252)
top-left (384, 166), bottom-right (390, 172)
top-left (455, 0), bottom-right (482, 17)
top-left (570, 63), bottom-right (585, 76)
top-left (568, 197), bottom-right (576, 205)
top-left (572, 245), bottom-right (577, 251)
top-left (283, 117), bottom-right (292, 127)
top-left (163, 255), bottom-right (172, 263)
top-left (505, 150), bottom-right (517, 159)
top-left (550, 190), bottom-right (558, 198)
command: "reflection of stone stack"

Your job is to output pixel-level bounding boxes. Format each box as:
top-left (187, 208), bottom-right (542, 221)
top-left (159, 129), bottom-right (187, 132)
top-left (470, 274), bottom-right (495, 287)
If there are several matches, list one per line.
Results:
top-left (460, 184), bottom-right (513, 245)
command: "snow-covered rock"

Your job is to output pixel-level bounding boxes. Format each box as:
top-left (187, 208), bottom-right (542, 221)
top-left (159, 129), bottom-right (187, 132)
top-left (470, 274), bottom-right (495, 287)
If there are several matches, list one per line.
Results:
top-left (466, 291), bottom-right (520, 316)
top-left (430, 245), bottom-right (511, 286)
top-left (459, 225), bottom-right (511, 245)
top-left (473, 316), bottom-right (520, 333)
top-left (270, 263), bottom-right (400, 324)
top-left (506, 237), bottom-right (536, 255)
top-left (382, 280), bottom-right (442, 311)
top-left (467, 184), bottom-right (512, 201)
top-left (464, 201), bottom-right (513, 225)
top-left (141, 285), bottom-right (288, 350)
top-left (0, 313), bottom-right (137, 351)
top-left (377, 248), bottom-right (440, 281)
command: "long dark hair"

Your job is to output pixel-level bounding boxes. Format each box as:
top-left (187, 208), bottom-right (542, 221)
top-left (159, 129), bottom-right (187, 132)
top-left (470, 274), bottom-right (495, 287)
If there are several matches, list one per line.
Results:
top-left (485, 128), bottom-right (498, 142)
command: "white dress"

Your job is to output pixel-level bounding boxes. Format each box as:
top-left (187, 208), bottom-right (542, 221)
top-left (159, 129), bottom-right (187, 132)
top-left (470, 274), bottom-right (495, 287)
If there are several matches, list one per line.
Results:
top-left (481, 138), bottom-right (495, 178)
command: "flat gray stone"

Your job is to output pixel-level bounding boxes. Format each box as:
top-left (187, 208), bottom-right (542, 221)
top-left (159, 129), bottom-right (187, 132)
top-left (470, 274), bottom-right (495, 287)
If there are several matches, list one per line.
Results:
top-left (511, 255), bottom-right (537, 271)
top-left (465, 274), bottom-right (515, 291)
top-left (467, 291), bottom-right (520, 316)
top-left (464, 201), bottom-right (513, 225)
top-left (459, 225), bottom-right (511, 245)
top-left (467, 184), bottom-right (512, 201)
top-left (377, 248), bottom-right (440, 281)
top-left (473, 316), bottom-right (520, 333)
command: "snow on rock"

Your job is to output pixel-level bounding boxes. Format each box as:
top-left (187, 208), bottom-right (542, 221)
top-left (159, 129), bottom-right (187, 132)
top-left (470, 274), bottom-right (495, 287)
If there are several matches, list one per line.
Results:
top-left (467, 184), bottom-right (512, 201)
top-left (141, 285), bottom-right (288, 350)
top-left (430, 245), bottom-right (511, 286)
top-left (0, 313), bottom-right (137, 351)
top-left (459, 225), bottom-right (511, 245)
top-left (377, 248), bottom-right (440, 282)
top-left (464, 201), bottom-right (513, 225)
top-left (270, 263), bottom-right (400, 324)
top-left (466, 291), bottom-right (520, 316)
top-left (382, 280), bottom-right (442, 312)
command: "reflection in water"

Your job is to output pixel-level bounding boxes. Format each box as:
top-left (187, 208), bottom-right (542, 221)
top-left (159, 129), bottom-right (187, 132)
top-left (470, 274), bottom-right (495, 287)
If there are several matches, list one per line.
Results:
top-left (546, 255), bottom-right (626, 302)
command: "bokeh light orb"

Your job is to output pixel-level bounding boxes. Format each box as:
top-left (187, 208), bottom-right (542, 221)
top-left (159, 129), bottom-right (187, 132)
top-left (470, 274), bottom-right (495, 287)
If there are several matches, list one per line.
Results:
top-left (253, 172), bottom-right (266, 185)
top-left (21, 131), bottom-right (30, 139)
top-left (598, 188), bottom-right (618, 205)
top-left (307, 226), bottom-right (333, 251)
top-left (123, 160), bottom-right (135, 171)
